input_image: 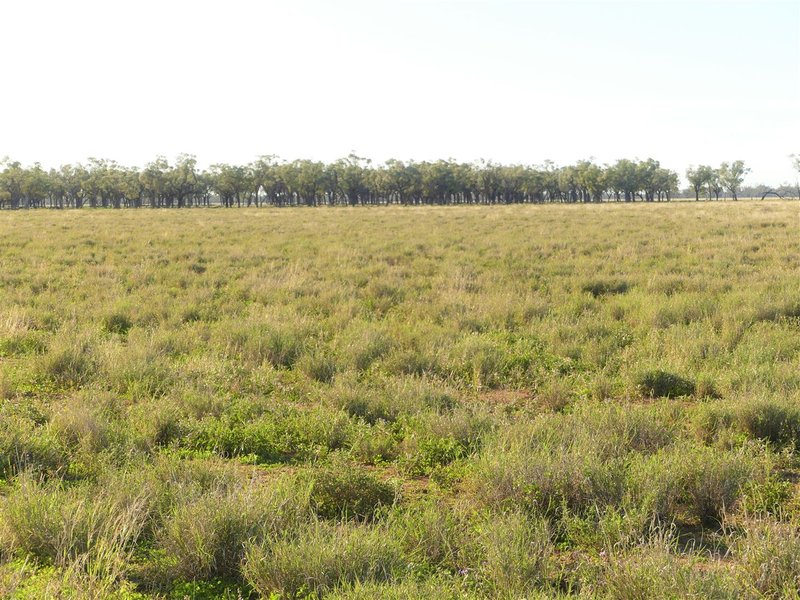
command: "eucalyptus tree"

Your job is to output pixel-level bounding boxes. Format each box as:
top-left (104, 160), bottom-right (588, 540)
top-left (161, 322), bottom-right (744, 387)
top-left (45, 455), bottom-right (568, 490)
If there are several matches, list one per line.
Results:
top-left (209, 163), bottom-right (250, 207)
top-left (606, 159), bottom-right (641, 202)
top-left (520, 166), bottom-right (548, 203)
top-left (46, 168), bottom-right (66, 208)
top-left (335, 154), bottom-right (371, 206)
top-left (718, 161), bottom-right (749, 201)
top-left (574, 160), bottom-right (605, 202)
top-left (475, 160), bottom-right (502, 204)
top-left (539, 162), bottom-right (561, 203)
top-left (708, 170), bottom-right (724, 201)
top-left (0, 155), bottom-right (705, 209)
top-left (249, 155), bottom-right (282, 206)
top-left (557, 165), bottom-right (580, 202)
top-left (498, 164), bottom-right (527, 203)
top-left (121, 167), bottom-right (144, 208)
top-left (20, 163), bottom-right (50, 208)
top-left (365, 164), bottom-right (390, 205)
top-left (686, 165), bottom-right (714, 201)
top-left (169, 154), bottom-right (200, 208)
top-left (381, 159), bottom-right (420, 205)
top-left (637, 159), bottom-right (662, 202)
top-left (60, 164), bottom-right (89, 208)
top-left (0, 159), bottom-right (25, 208)
top-left (653, 167), bottom-right (678, 201)
top-left (285, 159), bottom-right (327, 206)
top-left (140, 157), bottom-right (169, 208)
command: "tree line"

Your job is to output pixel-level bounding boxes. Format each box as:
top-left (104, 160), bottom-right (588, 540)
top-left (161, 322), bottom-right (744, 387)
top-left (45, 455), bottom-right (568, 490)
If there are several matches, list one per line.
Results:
top-left (0, 154), bottom-right (768, 210)
top-left (685, 161), bottom-right (751, 201)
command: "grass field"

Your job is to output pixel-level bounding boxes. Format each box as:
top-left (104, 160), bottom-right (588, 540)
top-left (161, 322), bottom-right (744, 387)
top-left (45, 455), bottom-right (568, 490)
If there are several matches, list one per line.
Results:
top-left (0, 201), bottom-right (799, 598)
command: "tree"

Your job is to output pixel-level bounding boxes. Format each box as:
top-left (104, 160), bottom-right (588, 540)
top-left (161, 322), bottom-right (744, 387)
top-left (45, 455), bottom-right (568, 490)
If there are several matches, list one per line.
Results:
top-left (574, 160), bottom-right (605, 202)
top-left (169, 154), bottom-right (199, 208)
top-left (209, 164), bottom-right (249, 207)
top-left (606, 159), bottom-right (641, 202)
top-left (685, 165), bottom-right (714, 201)
top-left (335, 154), bottom-right (371, 206)
top-left (0, 159), bottom-right (25, 209)
top-left (140, 157), bottom-right (169, 208)
top-left (1, 155), bottom-right (700, 209)
top-left (707, 170), bottom-right (723, 201)
top-left (718, 161), bottom-right (749, 201)
top-left (21, 163), bottom-right (50, 208)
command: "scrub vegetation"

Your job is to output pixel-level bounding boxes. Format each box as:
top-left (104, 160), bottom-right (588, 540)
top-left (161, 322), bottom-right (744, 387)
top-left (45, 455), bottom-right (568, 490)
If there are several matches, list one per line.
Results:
top-left (0, 200), bottom-right (798, 598)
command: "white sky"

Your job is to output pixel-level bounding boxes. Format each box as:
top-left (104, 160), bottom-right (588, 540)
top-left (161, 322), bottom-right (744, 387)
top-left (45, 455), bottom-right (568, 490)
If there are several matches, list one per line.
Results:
top-left (1, 0), bottom-right (798, 185)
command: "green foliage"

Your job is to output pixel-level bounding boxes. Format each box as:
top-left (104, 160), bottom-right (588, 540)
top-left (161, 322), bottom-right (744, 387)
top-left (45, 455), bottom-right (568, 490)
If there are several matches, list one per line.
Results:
top-left (477, 511), bottom-right (553, 596)
top-left (307, 464), bottom-right (397, 521)
top-left (37, 336), bottom-right (96, 388)
top-left (634, 369), bottom-right (695, 398)
top-left (0, 475), bottom-right (150, 586)
top-left (242, 522), bottom-right (407, 598)
top-left (473, 402), bottom-right (676, 517)
top-left (596, 543), bottom-right (743, 599)
top-left (695, 397), bottom-right (800, 448)
top-left (401, 435), bottom-right (468, 476)
top-left (157, 477), bottom-right (312, 581)
top-left (734, 519), bottom-right (800, 597)
top-left (388, 501), bottom-right (474, 573)
top-left (581, 279), bottom-right (630, 298)
top-left (184, 404), bottom-right (352, 463)
top-left (0, 416), bottom-right (67, 479)
top-left (630, 444), bottom-right (765, 525)
top-left (101, 311), bottom-right (133, 336)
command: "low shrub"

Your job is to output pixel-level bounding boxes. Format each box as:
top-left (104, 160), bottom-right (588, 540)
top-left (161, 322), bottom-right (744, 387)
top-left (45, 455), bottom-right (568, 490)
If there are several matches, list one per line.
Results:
top-left (388, 502), bottom-right (474, 572)
top-left (184, 405), bottom-right (352, 463)
top-left (734, 518), bottom-right (800, 597)
top-left (400, 435), bottom-right (468, 476)
top-left (37, 337), bottom-right (96, 388)
top-left (630, 444), bottom-right (764, 525)
top-left (755, 300), bottom-right (800, 323)
top-left (596, 544), bottom-right (742, 599)
top-left (349, 423), bottom-right (399, 465)
top-left (473, 402), bottom-right (677, 517)
top-left (0, 417), bottom-right (68, 479)
top-left (100, 311), bottom-right (133, 336)
top-left (581, 279), bottom-right (629, 298)
top-left (0, 475), bottom-right (149, 584)
top-left (0, 332), bottom-right (46, 357)
top-left (634, 369), bottom-right (695, 399)
top-left (478, 511), bottom-right (553, 596)
top-left (330, 375), bottom-right (457, 425)
top-left (298, 348), bottom-right (338, 383)
top-left (157, 477), bottom-right (312, 581)
top-left (49, 398), bottom-right (113, 454)
top-left (307, 465), bottom-right (397, 521)
top-left (326, 577), bottom-right (480, 600)
top-left (243, 522), bottom-right (406, 598)
top-left (217, 321), bottom-right (305, 368)
top-left (695, 397), bottom-right (800, 448)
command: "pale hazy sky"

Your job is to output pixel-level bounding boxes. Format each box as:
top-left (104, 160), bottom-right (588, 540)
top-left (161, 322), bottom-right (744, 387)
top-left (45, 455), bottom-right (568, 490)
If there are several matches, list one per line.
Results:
top-left (1, 0), bottom-right (798, 185)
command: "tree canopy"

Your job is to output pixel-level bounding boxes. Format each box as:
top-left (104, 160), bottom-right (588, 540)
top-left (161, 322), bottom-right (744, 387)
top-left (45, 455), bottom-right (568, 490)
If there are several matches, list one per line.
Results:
top-left (0, 155), bottom-right (761, 209)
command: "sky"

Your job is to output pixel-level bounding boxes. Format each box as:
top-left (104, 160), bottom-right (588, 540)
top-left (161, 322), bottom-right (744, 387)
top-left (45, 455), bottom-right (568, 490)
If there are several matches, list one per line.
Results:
top-left (1, 0), bottom-right (798, 186)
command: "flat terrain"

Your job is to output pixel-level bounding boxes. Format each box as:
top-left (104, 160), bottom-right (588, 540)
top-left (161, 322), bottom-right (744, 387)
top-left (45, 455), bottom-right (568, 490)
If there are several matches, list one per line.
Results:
top-left (0, 201), bottom-right (799, 598)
